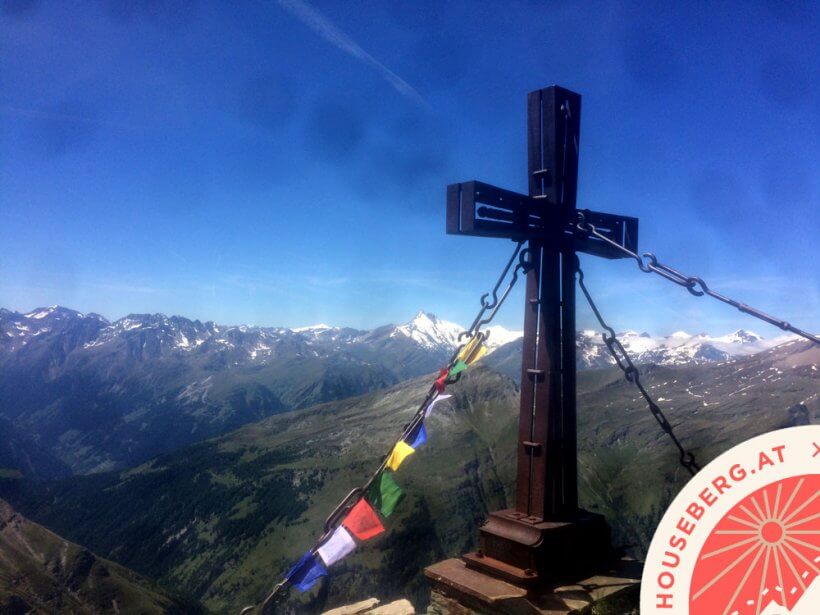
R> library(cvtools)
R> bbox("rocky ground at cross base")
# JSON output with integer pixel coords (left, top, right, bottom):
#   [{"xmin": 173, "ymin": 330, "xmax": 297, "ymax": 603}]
[
  {"xmin": 323, "ymin": 597, "xmax": 415, "ymax": 614},
  {"xmin": 427, "ymin": 592, "xmax": 639, "ymax": 615},
  {"xmin": 326, "ymin": 592, "xmax": 638, "ymax": 615}
]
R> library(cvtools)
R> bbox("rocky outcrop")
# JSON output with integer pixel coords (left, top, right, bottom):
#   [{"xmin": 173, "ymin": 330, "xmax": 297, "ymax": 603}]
[{"xmin": 323, "ymin": 597, "xmax": 416, "ymax": 614}]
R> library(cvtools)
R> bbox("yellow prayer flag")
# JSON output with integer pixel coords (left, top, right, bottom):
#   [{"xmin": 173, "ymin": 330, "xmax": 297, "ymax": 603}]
[
  {"xmin": 386, "ymin": 441, "xmax": 415, "ymax": 471},
  {"xmin": 455, "ymin": 335, "xmax": 482, "ymax": 363},
  {"xmin": 456, "ymin": 334, "xmax": 489, "ymax": 366},
  {"xmin": 466, "ymin": 343, "xmax": 488, "ymax": 365}
]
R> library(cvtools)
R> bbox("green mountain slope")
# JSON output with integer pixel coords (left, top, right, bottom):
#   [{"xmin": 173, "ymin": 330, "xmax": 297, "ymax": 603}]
[
  {"xmin": 0, "ymin": 498, "xmax": 201, "ymax": 614},
  {"xmin": 2, "ymin": 369, "xmax": 519, "ymax": 613},
  {"xmin": 2, "ymin": 340, "xmax": 816, "ymax": 613},
  {"xmin": 0, "ymin": 416, "xmax": 71, "ymax": 480},
  {"xmin": 576, "ymin": 339, "xmax": 818, "ymax": 552}
]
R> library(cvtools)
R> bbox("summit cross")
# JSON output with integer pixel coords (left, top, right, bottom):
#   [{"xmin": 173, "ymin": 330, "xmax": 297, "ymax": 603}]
[{"xmin": 445, "ymin": 85, "xmax": 639, "ymax": 583}]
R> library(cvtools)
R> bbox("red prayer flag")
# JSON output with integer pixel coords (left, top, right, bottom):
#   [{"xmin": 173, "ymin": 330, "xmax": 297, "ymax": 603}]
[
  {"xmin": 342, "ymin": 498, "xmax": 385, "ymax": 541},
  {"xmin": 434, "ymin": 368, "xmax": 448, "ymax": 393}
]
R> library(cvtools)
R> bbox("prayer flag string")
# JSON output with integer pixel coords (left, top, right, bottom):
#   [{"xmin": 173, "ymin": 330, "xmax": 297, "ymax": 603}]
[
  {"xmin": 240, "ymin": 328, "xmax": 500, "ymax": 612},
  {"xmin": 272, "ymin": 332, "xmax": 489, "ymax": 595},
  {"xmin": 236, "ymin": 241, "xmax": 532, "ymax": 614}
]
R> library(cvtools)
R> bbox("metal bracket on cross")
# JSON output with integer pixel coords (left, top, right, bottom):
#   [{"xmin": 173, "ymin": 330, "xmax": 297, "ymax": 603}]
[{"xmin": 446, "ymin": 180, "xmax": 639, "ymax": 259}]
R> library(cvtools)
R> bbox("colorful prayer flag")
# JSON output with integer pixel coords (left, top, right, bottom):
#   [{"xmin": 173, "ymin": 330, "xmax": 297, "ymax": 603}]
[
  {"xmin": 385, "ymin": 440, "xmax": 415, "ymax": 471},
  {"xmin": 434, "ymin": 367, "xmax": 448, "ymax": 392},
  {"xmin": 316, "ymin": 525, "xmax": 356, "ymax": 567},
  {"xmin": 465, "ymin": 343, "xmax": 488, "ymax": 365},
  {"xmin": 405, "ymin": 422, "xmax": 427, "ymax": 449},
  {"xmin": 424, "ymin": 394, "xmax": 452, "ymax": 418},
  {"xmin": 367, "ymin": 471, "xmax": 405, "ymax": 518},
  {"xmin": 456, "ymin": 334, "xmax": 482, "ymax": 362},
  {"xmin": 285, "ymin": 552, "xmax": 327, "ymax": 592},
  {"xmin": 342, "ymin": 498, "xmax": 385, "ymax": 541},
  {"xmin": 448, "ymin": 359, "xmax": 468, "ymax": 379},
  {"xmin": 455, "ymin": 333, "xmax": 488, "ymax": 366}
]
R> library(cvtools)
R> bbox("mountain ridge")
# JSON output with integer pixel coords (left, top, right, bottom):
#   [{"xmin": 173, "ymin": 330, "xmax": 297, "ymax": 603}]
[
  {"xmin": 0, "ymin": 305, "xmax": 808, "ymax": 478},
  {"xmin": 2, "ymin": 304, "xmax": 799, "ymax": 367}
]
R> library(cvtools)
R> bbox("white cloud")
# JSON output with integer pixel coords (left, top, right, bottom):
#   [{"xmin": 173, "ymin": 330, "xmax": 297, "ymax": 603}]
[{"xmin": 276, "ymin": 0, "xmax": 427, "ymax": 108}]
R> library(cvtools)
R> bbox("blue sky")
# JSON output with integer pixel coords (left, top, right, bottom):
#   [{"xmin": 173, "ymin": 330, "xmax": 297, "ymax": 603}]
[{"xmin": 1, "ymin": 0, "xmax": 817, "ymax": 336}]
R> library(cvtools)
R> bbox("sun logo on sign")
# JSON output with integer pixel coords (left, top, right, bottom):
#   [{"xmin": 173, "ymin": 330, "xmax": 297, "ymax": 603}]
[{"xmin": 689, "ymin": 474, "xmax": 820, "ymax": 615}]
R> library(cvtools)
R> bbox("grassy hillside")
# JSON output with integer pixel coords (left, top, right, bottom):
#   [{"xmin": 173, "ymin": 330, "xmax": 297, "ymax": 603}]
[
  {"xmin": 0, "ymin": 498, "xmax": 201, "ymax": 614},
  {"xmin": 1, "ymin": 369, "xmax": 519, "ymax": 613}
]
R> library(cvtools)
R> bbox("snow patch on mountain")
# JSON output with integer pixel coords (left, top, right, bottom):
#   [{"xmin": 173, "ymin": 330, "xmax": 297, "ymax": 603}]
[
  {"xmin": 389, "ymin": 311, "xmax": 522, "ymax": 354},
  {"xmin": 576, "ymin": 329, "xmax": 797, "ymax": 368},
  {"xmin": 293, "ymin": 323, "xmax": 332, "ymax": 333},
  {"xmin": 393, "ymin": 311, "xmax": 463, "ymax": 350},
  {"xmin": 482, "ymin": 325, "xmax": 524, "ymax": 350}
]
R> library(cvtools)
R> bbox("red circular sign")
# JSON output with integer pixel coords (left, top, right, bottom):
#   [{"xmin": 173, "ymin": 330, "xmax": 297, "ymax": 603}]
[
  {"xmin": 689, "ymin": 474, "xmax": 819, "ymax": 614},
  {"xmin": 641, "ymin": 426, "xmax": 820, "ymax": 614}
]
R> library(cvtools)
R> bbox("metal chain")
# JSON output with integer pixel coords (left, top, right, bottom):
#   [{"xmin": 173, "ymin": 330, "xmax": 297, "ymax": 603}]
[
  {"xmin": 575, "ymin": 257, "xmax": 700, "ymax": 476},
  {"xmin": 461, "ymin": 241, "xmax": 532, "ymax": 340},
  {"xmin": 575, "ymin": 212, "xmax": 820, "ymax": 345},
  {"xmin": 238, "ymin": 579, "xmax": 288, "ymax": 615},
  {"xmin": 238, "ymin": 240, "xmax": 531, "ymax": 614}
]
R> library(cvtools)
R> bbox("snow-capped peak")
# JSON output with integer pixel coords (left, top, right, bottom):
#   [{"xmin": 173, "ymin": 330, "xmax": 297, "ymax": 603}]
[
  {"xmin": 713, "ymin": 329, "xmax": 763, "ymax": 344},
  {"xmin": 393, "ymin": 312, "xmax": 522, "ymax": 354},
  {"xmin": 408, "ymin": 311, "xmax": 441, "ymax": 328},
  {"xmin": 24, "ymin": 305, "xmax": 76, "ymax": 319},
  {"xmin": 293, "ymin": 323, "xmax": 332, "ymax": 333},
  {"xmin": 576, "ymin": 327, "xmax": 794, "ymax": 369},
  {"xmin": 394, "ymin": 311, "xmax": 463, "ymax": 350},
  {"xmin": 482, "ymin": 325, "xmax": 523, "ymax": 350}
]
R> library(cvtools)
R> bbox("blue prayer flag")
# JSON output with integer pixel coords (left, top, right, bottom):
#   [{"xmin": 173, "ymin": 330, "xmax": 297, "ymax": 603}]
[
  {"xmin": 285, "ymin": 552, "xmax": 327, "ymax": 592},
  {"xmin": 405, "ymin": 422, "xmax": 427, "ymax": 449}
]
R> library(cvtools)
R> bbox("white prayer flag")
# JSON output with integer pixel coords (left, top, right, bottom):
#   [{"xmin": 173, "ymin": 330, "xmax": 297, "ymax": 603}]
[
  {"xmin": 317, "ymin": 525, "xmax": 356, "ymax": 567},
  {"xmin": 424, "ymin": 394, "xmax": 452, "ymax": 418}
]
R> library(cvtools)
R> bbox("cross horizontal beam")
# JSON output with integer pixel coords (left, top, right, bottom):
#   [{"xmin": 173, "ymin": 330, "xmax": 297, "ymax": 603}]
[{"xmin": 446, "ymin": 180, "xmax": 639, "ymax": 259}]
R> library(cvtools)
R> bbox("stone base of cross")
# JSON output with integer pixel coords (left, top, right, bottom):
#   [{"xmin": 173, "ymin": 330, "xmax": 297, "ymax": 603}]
[{"xmin": 426, "ymin": 85, "xmax": 640, "ymax": 601}]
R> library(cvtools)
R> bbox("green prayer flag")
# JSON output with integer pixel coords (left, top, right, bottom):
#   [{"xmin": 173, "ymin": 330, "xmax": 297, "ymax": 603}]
[
  {"xmin": 368, "ymin": 471, "xmax": 405, "ymax": 518},
  {"xmin": 448, "ymin": 359, "xmax": 468, "ymax": 378}
]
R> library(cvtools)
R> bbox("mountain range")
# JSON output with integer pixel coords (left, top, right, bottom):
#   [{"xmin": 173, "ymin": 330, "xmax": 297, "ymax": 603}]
[
  {"xmin": 0, "ymin": 306, "xmax": 802, "ymax": 479},
  {"xmin": 0, "ymin": 307, "xmax": 468, "ymax": 476},
  {"xmin": 2, "ymin": 338, "xmax": 815, "ymax": 612}
]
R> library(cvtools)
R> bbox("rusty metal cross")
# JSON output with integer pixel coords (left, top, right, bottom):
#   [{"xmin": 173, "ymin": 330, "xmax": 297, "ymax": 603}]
[{"xmin": 445, "ymin": 85, "xmax": 638, "ymax": 583}]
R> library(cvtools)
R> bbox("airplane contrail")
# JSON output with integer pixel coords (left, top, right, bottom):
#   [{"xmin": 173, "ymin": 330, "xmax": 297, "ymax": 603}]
[{"xmin": 276, "ymin": 0, "xmax": 428, "ymax": 108}]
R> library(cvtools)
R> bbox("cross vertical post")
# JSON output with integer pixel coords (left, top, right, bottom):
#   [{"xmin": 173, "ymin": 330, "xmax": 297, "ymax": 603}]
[
  {"xmin": 438, "ymin": 84, "xmax": 638, "ymax": 585},
  {"xmin": 516, "ymin": 86, "xmax": 580, "ymax": 520}
]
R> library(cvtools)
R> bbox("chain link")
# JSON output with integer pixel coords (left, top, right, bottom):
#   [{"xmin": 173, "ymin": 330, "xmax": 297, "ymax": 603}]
[
  {"xmin": 238, "ymin": 578, "xmax": 289, "ymax": 615},
  {"xmin": 575, "ymin": 257, "xmax": 700, "ymax": 476},
  {"xmin": 461, "ymin": 242, "xmax": 532, "ymax": 340},
  {"xmin": 575, "ymin": 212, "xmax": 820, "ymax": 345}
]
